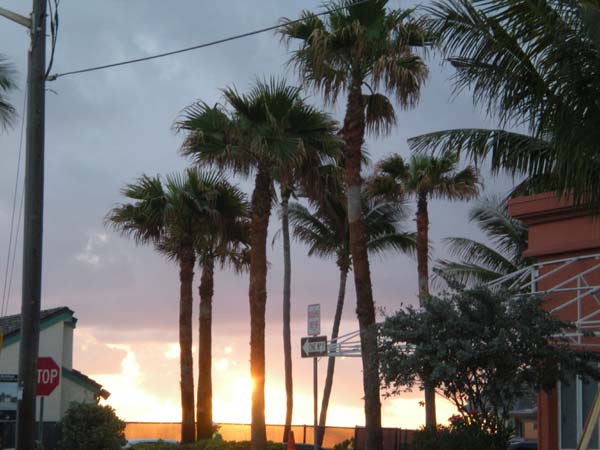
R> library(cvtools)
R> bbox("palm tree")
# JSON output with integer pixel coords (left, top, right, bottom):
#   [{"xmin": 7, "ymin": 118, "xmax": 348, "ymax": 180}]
[
  {"xmin": 175, "ymin": 79, "xmax": 338, "ymax": 450},
  {"xmin": 434, "ymin": 196, "xmax": 528, "ymax": 287},
  {"xmin": 409, "ymin": 0, "xmax": 600, "ymax": 207},
  {"xmin": 0, "ymin": 55, "xmax": 17, "ymax": 130},
  {"xmin": 289, "ymin": 188, "xmax": 416, "ymax": 446},
  {"xmin": 278, "ymin": 149, "xmax": 341, "ymax": 442},
  {"xmin": 195, "ymin": 181, "xmax": 249, "ymax": 440},
  {"xmin": 373, "ymin": 151, "xmax": 480, "ymax": 426},
  {"xmin": 107, "ymin": 169, "xmax": 239, "ymax": 443},
  {"xmin": 280, "ymin": 3, "xmax": 430, "ymax": 446}
]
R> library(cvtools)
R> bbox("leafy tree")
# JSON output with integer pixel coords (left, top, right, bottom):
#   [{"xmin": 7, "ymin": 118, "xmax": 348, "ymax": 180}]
[
  {"xmin": 175, "ymin": 79, "xmax": 338, "ymax": 450},
  {"xmin": 379, "ymin": 286, "xmax": 600, "ymax": 442},
  {"xmin": 0, "ymin": 55, "xmax": 16, "ymax": 130},
  {"xmin": 280, "ymin": 2, "xmax": 430, "ymax": 446},
  {"xmin": 107, "ymin": 169, "xmax": 241, "ymax": 443},
  {"xmin": 289, "ymin": 187, "xmax": 416, "ymax": 446},
  {"xmin": 409, "ymin": 0, "xmax": 600, "ymax": 207},
  {"xmin": 61, "ymin": 402, "xmax": 126, "ymax": 450},
  {"xmin": 373, "ymin": 151, "xmax": 480, "ymax": 425},
  {"xmin": 434, "ymin": 196, "xmax": 528, "ymax": 287}
]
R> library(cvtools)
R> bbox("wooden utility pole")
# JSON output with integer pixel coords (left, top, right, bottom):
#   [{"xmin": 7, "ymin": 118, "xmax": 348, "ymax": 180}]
[{"xmin": 15, "ymin": 1, "xmax": 46, "ymax": 449}]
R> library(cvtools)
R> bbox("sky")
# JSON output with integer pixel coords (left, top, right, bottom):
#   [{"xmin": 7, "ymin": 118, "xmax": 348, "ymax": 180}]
[{"xmin": 0, "ymin": 0, "xmax": 520, "ymax": 429}]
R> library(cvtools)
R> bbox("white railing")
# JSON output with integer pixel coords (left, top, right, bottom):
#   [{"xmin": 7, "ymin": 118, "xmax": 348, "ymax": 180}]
[{"xmin": 489, "ymin": 252, "xmax": 600, "ymax": 346}]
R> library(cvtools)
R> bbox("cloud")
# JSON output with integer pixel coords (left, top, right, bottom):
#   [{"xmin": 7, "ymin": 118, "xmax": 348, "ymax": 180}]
[{"xmin": 75, "ymin": 232, "xmax": 109, "ymax": 267}]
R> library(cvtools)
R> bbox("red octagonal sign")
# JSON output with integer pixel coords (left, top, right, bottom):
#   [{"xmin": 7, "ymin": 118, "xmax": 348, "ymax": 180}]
[{"xmin": 36, "ymin": 357, "xmax": 60, "ymax": 396}]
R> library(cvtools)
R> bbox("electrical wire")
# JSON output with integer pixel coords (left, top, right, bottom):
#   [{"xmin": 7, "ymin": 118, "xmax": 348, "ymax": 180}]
[
  {"xmin": 45, "ymin": 0, "xmax": 60, "ymax": 79},
  {"xmin": 47, "ymin": 0, "xmax": 369, "ymax": 81},
  {"xmin": 4, "ymin": 188, "xmax": 24, "ymax": 318},
  {"xmin": 1, "ymin": 91, "xmax": 27, "ymax": 318}
]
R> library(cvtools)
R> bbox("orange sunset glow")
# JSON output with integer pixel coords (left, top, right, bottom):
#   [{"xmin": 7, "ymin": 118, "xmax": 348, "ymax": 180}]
[{"xmin": 74, "ymin": 325, "xmax": 456, "ymax": 428}]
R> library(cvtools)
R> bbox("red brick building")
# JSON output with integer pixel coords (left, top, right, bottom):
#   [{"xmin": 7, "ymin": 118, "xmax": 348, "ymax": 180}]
[{"xmin": 507, "ymin": 193, "xmax": 600, "ymax": 450}]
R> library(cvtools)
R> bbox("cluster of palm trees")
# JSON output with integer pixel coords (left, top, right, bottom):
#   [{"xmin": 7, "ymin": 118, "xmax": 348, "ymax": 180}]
[
  {"xmin": 0, "ymin": 0, "xmax": 597, "ymax": 449},
  {"xmin": 108, "ymin": 0, "xmax": 600, "ymax": 449}
]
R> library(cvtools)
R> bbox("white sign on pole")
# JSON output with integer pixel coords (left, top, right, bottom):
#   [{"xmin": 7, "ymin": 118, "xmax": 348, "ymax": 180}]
[{"xmin": 307, "ymin": 303, "xmax": 320, "ymax": 336}]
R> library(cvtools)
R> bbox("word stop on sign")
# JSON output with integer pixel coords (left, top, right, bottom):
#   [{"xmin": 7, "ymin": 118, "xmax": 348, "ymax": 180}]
[{"xmin": 38, "ymin": 368, "xmax": 59, "ymax": 385}]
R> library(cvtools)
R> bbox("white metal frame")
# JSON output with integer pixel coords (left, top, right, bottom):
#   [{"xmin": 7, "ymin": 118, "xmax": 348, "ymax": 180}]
[
  {"xmin": 558, "ymin": 376, "xmax": 600, "ymax": 450},
  {"xmin": 489, "ymin": 253, "xmax": 600, "ymax": 347},
  {"xmin": 327, "ymin": 329, "xmax": 363, "ymax": 357}
]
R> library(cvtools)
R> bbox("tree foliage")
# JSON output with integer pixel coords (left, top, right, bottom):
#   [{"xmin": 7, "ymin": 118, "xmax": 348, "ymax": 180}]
[
  {"xmin": 380, "ymin": 287, "xmax": 600, "ymax": 436},
  {"xmin": 0, "ymin": 55, "xmax": 16, "ymax": 130},
  {"xmin": 434, "ymin": 196, "xmax": 528, "ymax": 287},
  {"xmin": 61, "ymin": 402, "xmax": 126, "ymax": 450},
  {"xmin": 409, "ymin": 0, "xmax": 600, "ymax": 206}
]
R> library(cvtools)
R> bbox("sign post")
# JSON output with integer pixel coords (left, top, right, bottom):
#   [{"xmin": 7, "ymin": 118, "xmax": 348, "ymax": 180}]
[
  {"xmin": 36, "ymin": 357, "xmax": 60, "ymax": 443},
  {"xmin": 305, "ymin": 304, "xmax": 321, "ymax": 450}
]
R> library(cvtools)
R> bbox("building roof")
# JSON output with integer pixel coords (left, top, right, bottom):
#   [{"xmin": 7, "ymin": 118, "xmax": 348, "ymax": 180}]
[
  {"xmin": 62, "ymin": 367, "xmax": 111, "ymax": 400},
  {"xmin": 0, "ymin": 306, "xmax": 75, "ymax": 340},
  {"xmin": 0, "ymin": 307, "xmax": 110, "ymax": 399}
]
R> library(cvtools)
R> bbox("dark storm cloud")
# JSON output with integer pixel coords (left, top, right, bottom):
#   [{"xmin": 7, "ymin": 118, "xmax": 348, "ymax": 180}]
[{"xmin": 1, "ymin": 0, "xmax": 517, "ymax": 340}]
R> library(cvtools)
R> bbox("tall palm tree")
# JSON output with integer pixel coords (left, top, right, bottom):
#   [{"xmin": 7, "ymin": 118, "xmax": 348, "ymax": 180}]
[
  {"xmin": 0, "ymin": 55, "xmax": 17, "ymax": 130},
  {"xmin": 107, "ymin": 169, "xmax": 238, "ymax": 443},
  {"xmin": 409, "ymin": 0, "xmax": 600, "ymax": 208},
  {"xmin": 289, "ymin": 188, "xmax": 416, "ymax": 447},
  {"xmin": 434, "ymin": 196, "xmax": 528, "ymax": 287},
  {"xmin": 280, "ymin": 3, "xmax": 430, "ymax": 447},
  {"xmin": 175, "ymin": 79, "xmax": 338, "ymax": 450},
  {"xmin": 195, "ymin": 182, "xmax": 249, "ymax": 440},
  {"xmin": 373, "ymin": 151, "xmax": 480, "ymax": 426},
  {"xmin": 277, "ymin": 149, "xmax": 341, "ymax": 442}
]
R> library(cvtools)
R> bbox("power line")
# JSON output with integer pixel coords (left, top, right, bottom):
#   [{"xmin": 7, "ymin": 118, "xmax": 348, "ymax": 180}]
[
  {"xmin": 1, "ymin": 90, "xmax": 27, "ymax": 317},
  {"xmin": 47, "ymin": 0, "xmax": 369, "ymax": 81}
]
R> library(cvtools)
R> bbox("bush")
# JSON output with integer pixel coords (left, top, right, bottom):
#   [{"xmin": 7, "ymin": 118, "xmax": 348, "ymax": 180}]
[
  {"xmin": 412, "ymin": 415, "xmax": 509, "ymax": 450},
  {"xmin": 60, "ymin": 402, "xmax": 126, "ymax": 450},
  {"xmin": 333, "ymin": 438, "xmax": 354, "ymax": 450}
]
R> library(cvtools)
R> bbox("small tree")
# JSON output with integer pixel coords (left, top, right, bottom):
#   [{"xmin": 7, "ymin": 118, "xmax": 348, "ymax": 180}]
[
  {"xmin": 379, "ymin": 286, "xmax": 600, "ymax": 444},
  {"xmin": 61, "ymin": 402, "xmax": 126, "ymax": 450}
]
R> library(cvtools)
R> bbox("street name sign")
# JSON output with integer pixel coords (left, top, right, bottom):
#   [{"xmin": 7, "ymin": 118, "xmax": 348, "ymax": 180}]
[
  {"xmin": 301, "ymin": 335, "xmax": 328, "ymax": 358},
  {"xmin": 36, "ymin": 357, "xmax": 60, "ymax": 396},
  {"xmin": 307, "ymin": 303, "xmax": 320, "ymax": 336}
]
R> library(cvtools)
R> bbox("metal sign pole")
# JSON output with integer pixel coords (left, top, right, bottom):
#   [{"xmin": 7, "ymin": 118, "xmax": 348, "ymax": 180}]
[
  {"xmin": 313, "ymin": 357, "xmax": 318, "ymax": 450},
  {"xmin": 38, "ymin": 397, "xmax": 44, "ymax": 443}
]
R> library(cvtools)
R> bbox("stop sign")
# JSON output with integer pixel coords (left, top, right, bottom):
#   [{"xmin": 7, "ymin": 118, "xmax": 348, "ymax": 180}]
[{"xmin": 36, "ymin": 357, "xmax": 60, "ymax": 396}]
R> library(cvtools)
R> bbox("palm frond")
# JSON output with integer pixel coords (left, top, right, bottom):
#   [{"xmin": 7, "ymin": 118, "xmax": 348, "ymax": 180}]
[
  {"xmin": 0, "ymin": 55, "xmax": 16, "ymax": 130},
  {"xmin": 419, "ymin": 0, "xmax": 600, "ymax": 208},
  {"xmin": 433, "ymin": 261, "xmax": 507, "ymax": 287},
  {"xmin": 408, "ymin": 128, "xmax": 554, "ymax": 177}
]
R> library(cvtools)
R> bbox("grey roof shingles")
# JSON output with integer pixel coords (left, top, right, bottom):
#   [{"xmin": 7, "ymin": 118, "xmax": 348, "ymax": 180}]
[{"xmin": 0, "ymin": 306, "xmax": 73, "ymax": 338}]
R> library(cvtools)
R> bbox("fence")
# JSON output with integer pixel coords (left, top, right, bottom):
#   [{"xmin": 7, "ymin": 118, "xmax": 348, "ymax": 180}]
[{"xmin": 125, "ymin": 423, "xmax": 415, "ymax": 450}]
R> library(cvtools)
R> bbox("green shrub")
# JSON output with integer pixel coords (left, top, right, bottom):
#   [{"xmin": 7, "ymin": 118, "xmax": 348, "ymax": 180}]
[
  {"xmin": 412, "ymin": 415, "xmax": 510, "ymax": 450},
  {"xmin": 198, "ymin": 441, "xmax": 284, "ymax": 450},
  {"xmin": 129, "ymin": 443, "xmax": 180, "ymax": 450},
  {"xmin": 333, "ymin": 438, "xmax": 354, "ymax": 450},
  {"xmin": 60, "ymin": 402, "xmax": 126, "ymax": 450}
]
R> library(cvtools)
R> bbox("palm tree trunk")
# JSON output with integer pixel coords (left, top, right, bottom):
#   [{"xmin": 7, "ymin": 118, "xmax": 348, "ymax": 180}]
[
  {"xmin": 281, "ymin": 188, "xmax": 294, "ymax": 443},
  {"xmin": 179, "ymin": 247, "xmax": 196, "ymax": 443},
  {"xmin": 416, "ymin": 192, "xmax": 436, "ymax": 427},
  {"xmin": 249, "ymin": 169, "xmax": 272, "ymax": 450},
  {"xmin": 197, "ymin": 257, "xmax": 214, "ymax": 440},
  {"xmin": 343, "ymin": 80, "xmax": 383, "ymax": 450},
  {"xmin": 317, "ymin": 262, "xmax": 349, "ymax": 447}
]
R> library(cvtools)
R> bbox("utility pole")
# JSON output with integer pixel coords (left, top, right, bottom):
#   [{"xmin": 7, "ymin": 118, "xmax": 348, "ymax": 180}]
[{"xmin": 0, "ymin": 1, "xmax": 47, "ymax": 449}]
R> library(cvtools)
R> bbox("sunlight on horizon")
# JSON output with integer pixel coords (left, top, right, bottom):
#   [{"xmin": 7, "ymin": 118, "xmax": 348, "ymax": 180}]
[{"xmin": 86, "ymin": 339, "xmax": 456, "ymax": 428}]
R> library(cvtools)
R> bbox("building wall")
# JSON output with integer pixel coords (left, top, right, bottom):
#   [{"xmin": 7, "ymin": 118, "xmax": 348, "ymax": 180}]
[
  {"xmin": 0, "ymin": 312, "xmax": 97, "ymax": 422},
  {"xmin": 0, "ymin": 319, "xmax": 69, "ymax": 422},
  {"xmin": 508, "ymin": 193, "xmax": 600, "ymax": 450}
]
